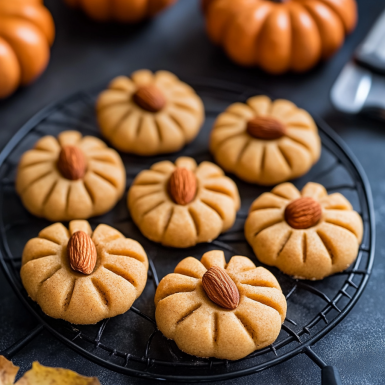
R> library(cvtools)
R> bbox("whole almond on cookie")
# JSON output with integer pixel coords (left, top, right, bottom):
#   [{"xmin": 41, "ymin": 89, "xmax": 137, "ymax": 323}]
[
  {"xmin": 202, "ymin": 266, "xmax": 240, "ymax": 310},
  {"xmin": 57, "ymin": 145, "xmax": 87, "ymax": 180},
  {"xmin": 168, "ymin": 167, "xmax": 197, "ymax": 205},
  {"xmin": 68, "ymin": 231, "xmax": 97, "ymax": 275},
  {"xmin": 247, "ymin": 116, "xmax": 287, "ymax": 140},
  {"xmin": 285, "ymin": 197, "xmax": 322, "ymax": 229},
  {"xmin": 133, "ymin": 85, "xmax": 166, "ymax": 112}
]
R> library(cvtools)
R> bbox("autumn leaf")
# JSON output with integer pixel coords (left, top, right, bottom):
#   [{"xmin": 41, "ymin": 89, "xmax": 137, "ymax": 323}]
[
  {"xmin": 0, "ymin": 356, "xmax": 18, "ymax": 385},
  {"xmin": 0, "ymin": 356, "xmax": 101, "ymax": 385}
]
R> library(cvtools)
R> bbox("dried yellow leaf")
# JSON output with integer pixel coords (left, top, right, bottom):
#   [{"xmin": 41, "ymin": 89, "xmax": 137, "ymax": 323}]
[
  {"xmin": 0, "ymin": 356, "xmax": 101, "ymax": 385},
  {"xmin": 0, "ymin": 356, "xmax": 19, "ymax": 385}
]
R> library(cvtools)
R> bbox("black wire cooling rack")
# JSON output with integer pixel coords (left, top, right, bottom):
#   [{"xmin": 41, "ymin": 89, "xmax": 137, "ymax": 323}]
[{"xmin": 0, "ymin": 77, "xmax": 375, "ymax": 384}]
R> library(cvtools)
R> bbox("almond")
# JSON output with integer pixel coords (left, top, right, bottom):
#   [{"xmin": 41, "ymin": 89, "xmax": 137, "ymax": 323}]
[
  {"xmin": 57, "ymin": 145, "xmax": 87, "ymax": 180},
  {"xmin": 285, "ymin": 197, "xmax": 322, "ymax": 229},
  {"xmin": 168, "ymin": 167, "xmax": 197, "ymax": 205},
  {"xmin": 67, "ymin": 231, "xmax": 97, "ymax": 275},
  {"xmin": 247, "ymin": 116, "xmax": 287, "ymax": 140},
  {"xmin": 133, "ymin": 85, "xmax": 166, "ymax": 112},
  {"xmin": 202, "ymin": 266, "xmax": 240, "ymax": 310}
]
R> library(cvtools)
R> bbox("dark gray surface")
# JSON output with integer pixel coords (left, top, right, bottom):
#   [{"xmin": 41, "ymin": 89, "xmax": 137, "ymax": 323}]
[{"xmin": 0, "ymin": 0, "xmax": 384, "ymax": 384}]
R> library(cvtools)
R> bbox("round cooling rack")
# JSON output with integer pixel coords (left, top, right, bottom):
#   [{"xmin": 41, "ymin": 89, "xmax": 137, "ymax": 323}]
[{"xmin": 0, "ymin": 77, "xmax": 375, "ymax": 384}]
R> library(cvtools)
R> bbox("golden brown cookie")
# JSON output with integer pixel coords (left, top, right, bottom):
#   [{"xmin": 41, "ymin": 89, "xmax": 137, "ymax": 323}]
[
  {"xmin": 245, "ymin": 182, "xmax": 363, "ymax": 280},
  {"xmin": 210, "ymin": 96, "xmax": 321, "ymax": 185},
  {"xmin": 155, "ymin": 250, "xmax": 286, "ymax": 360},
  {"xmin": 16, "ymin": 131, "xmax": 126, "ymax": 221},
  {"xmin": 21, "ymin": 220, "xmax": 148, "ymax": 324},
  {"xmin": 97, "ymin": 70, "xmax": 204, "ymax": 155},
  {"xmin": 128, "ymin": 157, "xmax": 240, "ymax": 248}
]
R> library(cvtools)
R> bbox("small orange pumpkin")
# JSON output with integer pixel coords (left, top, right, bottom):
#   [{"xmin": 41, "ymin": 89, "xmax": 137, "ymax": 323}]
[
  {"xmin": 0, "ymin": 0, "xmax": 55, "ymax": 99},
  {"xmin": 202, "ymin": 0, "xmax": 357, "ymax": 73},
  {"xmin": 64, "ymin": 0, "xmax": 177, "ymax": 23}
]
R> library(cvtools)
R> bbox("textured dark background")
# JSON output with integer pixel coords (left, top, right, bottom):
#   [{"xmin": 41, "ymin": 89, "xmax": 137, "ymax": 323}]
[{"xmin": 0, "ymin": 0, "xmax": 384, "ymax": 384}]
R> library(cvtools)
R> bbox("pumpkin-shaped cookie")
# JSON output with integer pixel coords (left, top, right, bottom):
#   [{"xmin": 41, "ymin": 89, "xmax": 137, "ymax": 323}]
[
  {"xmin": 21, "ymin": 220, "xmax": 149, "ymax": 324},
  {"xmin": 155, "ymin": 250, "xmax": 287, "ymax": 360},
  {"xmin": 245, "ymin": 182, "xmax": 363, "ymax": 280},
  {"xmin": 128, "ymin": 157, "xmax": 240, "ymax": 248},
  {"xmin": 16, "ymin": 131, "xmax": 126, "ymax": 221},
  {"xmin": 97, "ymin": 70, "xmax": 204, "ymax": 156},
  {"xmin": 210, "ymin": 96, "xmax": 321, "ymax": 185},
  {"xmin": 0, "ymin": 0, "xmax": 55, "ymax": 98},
  {"xmin": 202, "ymin": 0, "xmax": 357, "ymax": 73},
  {"xmin": 64, "ymin": 0, "xmax": 177, "ymax": 23}
]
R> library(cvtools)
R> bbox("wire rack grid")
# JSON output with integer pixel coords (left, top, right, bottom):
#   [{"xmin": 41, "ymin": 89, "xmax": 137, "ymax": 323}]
[{"xmin": 0, "ymin": 77, "xmax": 375, "ymax": 383}]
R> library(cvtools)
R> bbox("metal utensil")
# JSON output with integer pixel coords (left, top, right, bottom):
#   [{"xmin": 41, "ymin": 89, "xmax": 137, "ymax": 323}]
[{"xmin": 331, "ymin": 9, "xmax": 385, "ymax": 119}]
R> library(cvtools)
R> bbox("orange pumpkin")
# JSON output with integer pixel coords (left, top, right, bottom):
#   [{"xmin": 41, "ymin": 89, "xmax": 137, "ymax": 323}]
[
  {"xmin": 0, "ymin": 0, "xmax": 55, "ymax": 99},
  {"xmin": 64, "ymin": 0, "xmax": 177, "ymax": 23},
  {"xmin": 202, "ymin": 0, "xmax": 357, "ymax": 73}
]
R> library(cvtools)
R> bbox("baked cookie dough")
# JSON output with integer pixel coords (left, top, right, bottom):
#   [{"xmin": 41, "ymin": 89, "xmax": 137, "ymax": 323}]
[
  {"xmin": 155, "ymin": 250, "xmax": 286, "ymax": 360},
  {"xmin": 210, "ymin": 96, "xmax": 321, "ymax": 185},
  {"xmin": 16, "ymin": 131, "xmax": 126, "ymax": 221},
  {"xmin": 97, "ymin": 70, "xmax": 204, "ymax": 155},
  {"xmin": 245, "ymin": 182, "xmax": 363, "ymax": 280},
  {"xmin": 128, "ymin": 157, "xmax": 240, "ymax": 248},
  {"xmin": 21, "ymin": 220, "xmax": 148, "ymax": 324}
]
